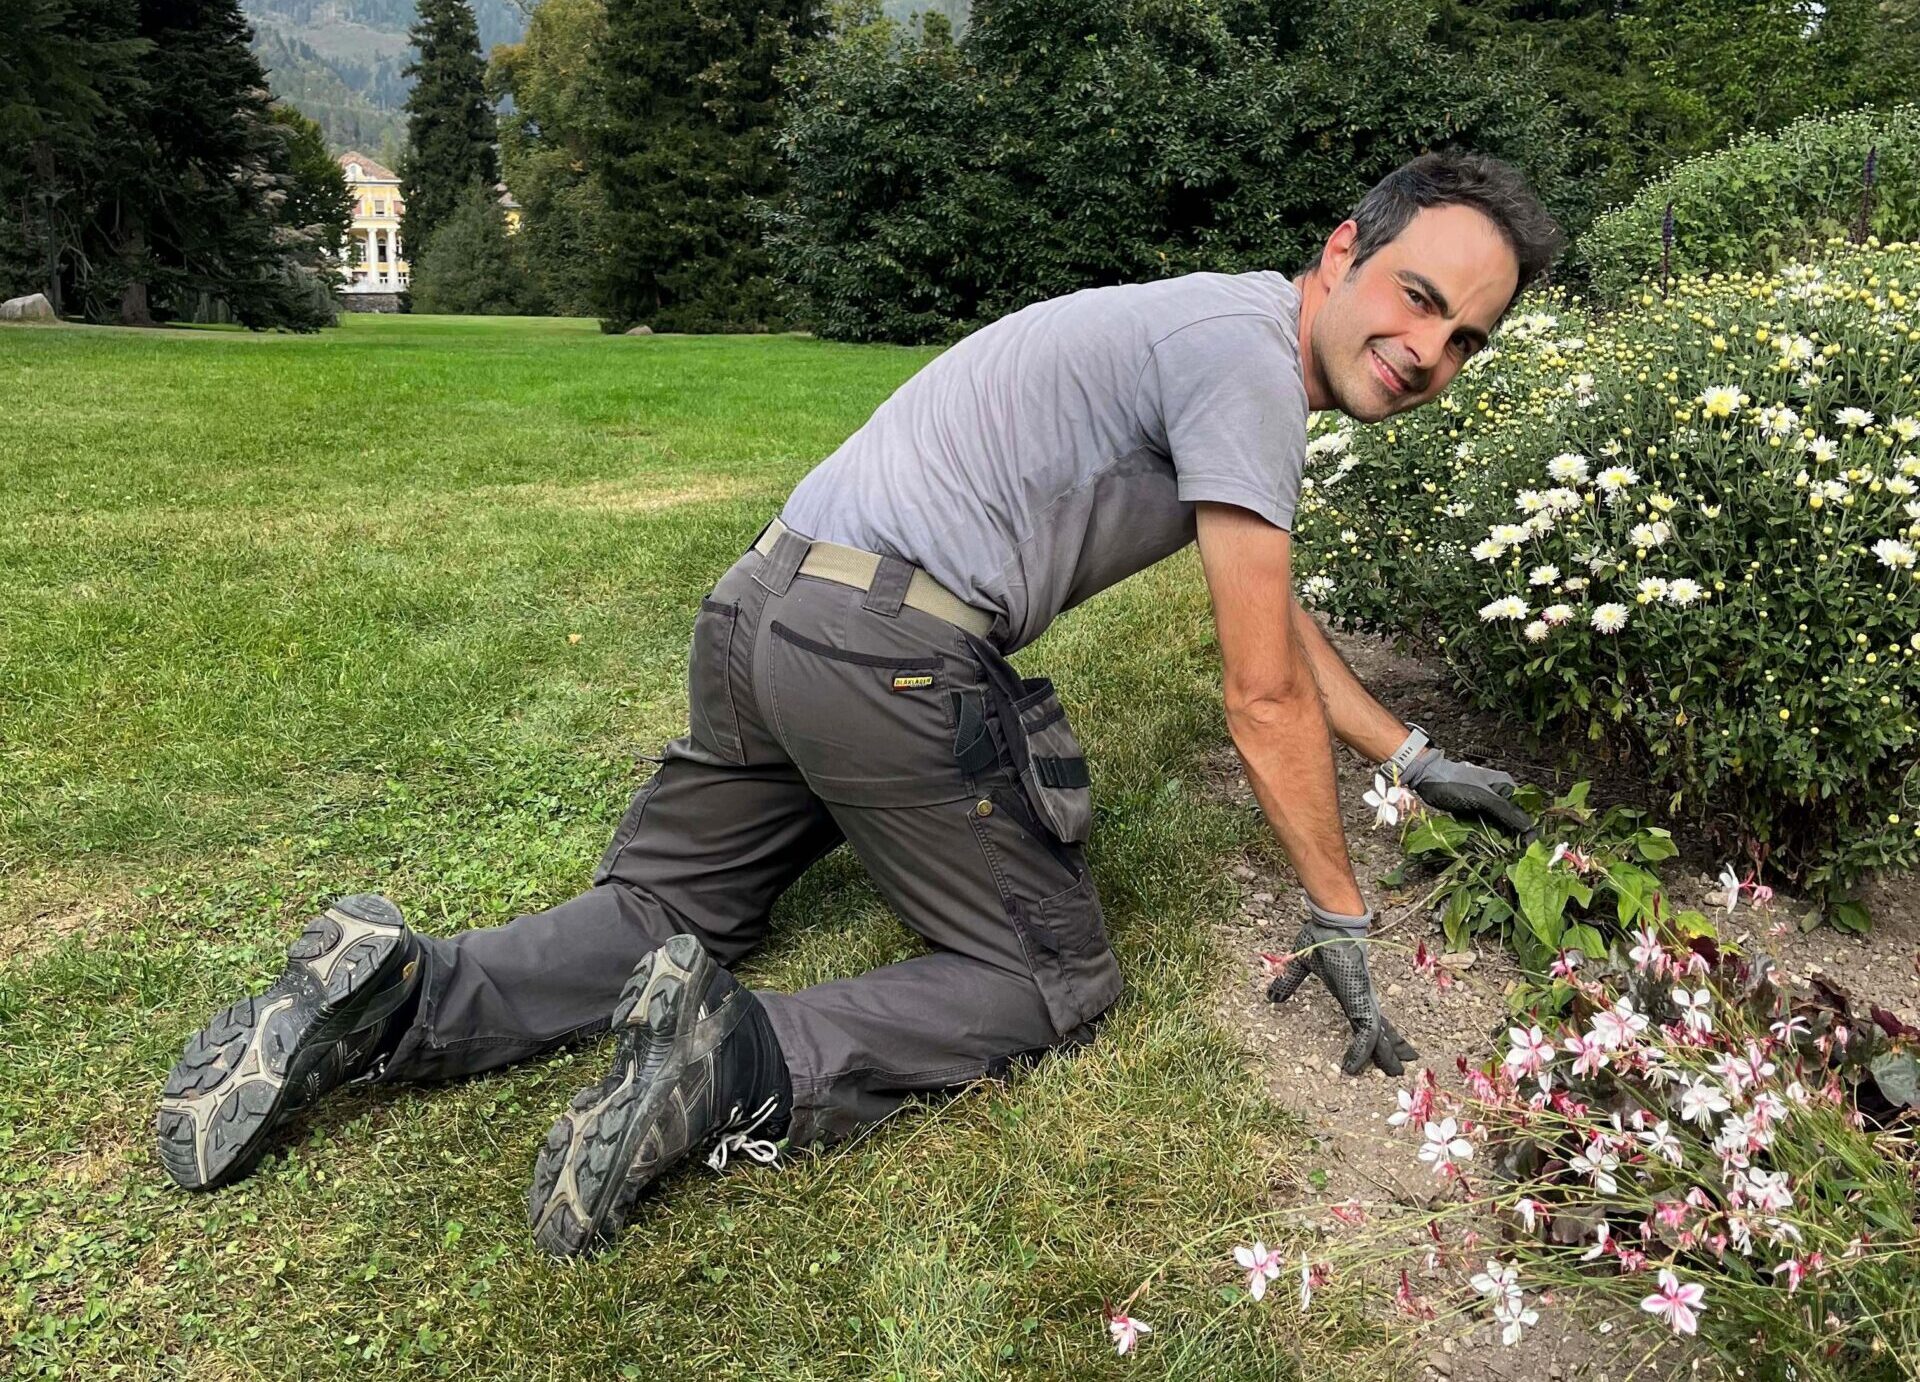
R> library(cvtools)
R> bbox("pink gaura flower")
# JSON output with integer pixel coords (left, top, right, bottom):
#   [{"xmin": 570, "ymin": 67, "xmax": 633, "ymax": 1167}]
[
  {"xmin": 1549, "ymin": 948, "xmax": 1584, "ymax": 979},
  {"xmin": 1387, "ymin": 1070, "xmax": 1438, "ymax": 1129},
  {"xmin": 1641, "ymin": 1269, "xmax": 1706, "ymax": 1335},
  {"xmin": 1413, "ymin": 939, "xmax": 1456, "ymax": 991},
  {"xmin": 1628, "ymin": 924, "xmax": 1665, "ymax": 974},
  {"xmin": 1564, "ymin": 1032, "xmax": 1610, "ymax": 1078},
  {"xmin": 1772, "ymin": 1257, "xmax": 1808, "ymax": 1294},
  {"xmin": 1549, "ymin": 841, "xmax": 1595, "ymax": 873},
  {"xmin": 1513, "ymin": 1196, "xmax": 1543, "ymax": 1233},
  {"xmin": 1104, "ymin": 1306, "xmax": 1152, "ymax": 1356},
  {"xmin": 1616, "ymin": 1246, "xmax": 1649, "ymax": 1274},
  {"xmin": 1395, "ymin": 1269, "xmax": 1436, "ymax": 1321},
  {"xmin": 1653, "ymin": 1198, "xmax": 1690, "ymax": 1230},
  {"xmin": 1329, "ymin": 1199, "xmax": 1367, "ymax": 1227},
  {"xmin": 1233, "ymin": 1241, "xmax": 1282, "ymax": 1301},
  {"xmin": 1258, "ymin": 951, "xmax": 1294, "ymax": 978}
]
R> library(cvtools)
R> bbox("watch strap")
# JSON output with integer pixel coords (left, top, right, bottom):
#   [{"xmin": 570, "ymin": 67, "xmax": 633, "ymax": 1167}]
[{"xmin": 1381, "ymin": 725, "xmax": 1430, "ymax": 781}]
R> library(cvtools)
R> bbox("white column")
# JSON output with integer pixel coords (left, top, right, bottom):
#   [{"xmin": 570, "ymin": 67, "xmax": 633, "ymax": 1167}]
[{"xmin": 364, "ymin": 228, "xmax": 377, "ymax": 286}]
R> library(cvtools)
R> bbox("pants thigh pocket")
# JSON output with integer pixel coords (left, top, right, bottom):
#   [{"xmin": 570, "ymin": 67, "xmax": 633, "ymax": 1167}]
[
  {"xmin": 689, "ymin": 598, "xmax": 745, "ymax": 764},
  {"xmin": 971, "ymin": 806, "xmax": 1122, "ymax": 1037},
  {"xmin": 1012, "ymin": 679, "xmax": 1093, "ymax": 845}
]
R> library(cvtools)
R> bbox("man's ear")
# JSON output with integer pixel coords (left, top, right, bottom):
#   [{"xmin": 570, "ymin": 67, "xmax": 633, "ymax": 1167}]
[{"xmin": 1317, "ymin": 219, "xmax": 1361, "ymax": 287}]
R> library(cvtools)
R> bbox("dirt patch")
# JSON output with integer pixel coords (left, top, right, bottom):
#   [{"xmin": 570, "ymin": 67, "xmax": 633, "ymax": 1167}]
[
  {"xmin": 470, "ymin": 474, "xmax": 760, "ymax": 515},
  {"xmin": 0, "ymin": 875, "xmax": 141, "ymax": 971},
  {"xmin": 1210, "ymin": 630, "xmax": 1920, "ymax": 1382}
]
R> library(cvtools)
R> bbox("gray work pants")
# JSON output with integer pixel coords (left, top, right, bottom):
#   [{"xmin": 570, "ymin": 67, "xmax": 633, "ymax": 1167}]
[{"xmin": 378, "ymin": 531, "xmax": 1124, "ymax": 1145}]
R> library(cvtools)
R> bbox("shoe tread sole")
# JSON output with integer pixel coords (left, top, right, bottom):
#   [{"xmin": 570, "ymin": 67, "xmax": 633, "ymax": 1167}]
[
  {"xmin": 528, "ymin": 933, "xmax": 715, "ymax": 1257},
  {"xmin": 155, "ymin": 896, "xmax": 411, "ymax": 1191}
]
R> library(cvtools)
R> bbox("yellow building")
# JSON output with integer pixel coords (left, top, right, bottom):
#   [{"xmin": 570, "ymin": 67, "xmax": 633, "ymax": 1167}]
[{"xmin": 337, "ymin": 151, "xmax": 408, "ymax": 294}]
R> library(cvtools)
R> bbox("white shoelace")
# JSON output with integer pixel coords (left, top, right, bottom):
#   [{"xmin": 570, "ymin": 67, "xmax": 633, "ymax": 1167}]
[{"xmin": 705, "ymin": 1095, "xmax": 784, "ymax": 1172}]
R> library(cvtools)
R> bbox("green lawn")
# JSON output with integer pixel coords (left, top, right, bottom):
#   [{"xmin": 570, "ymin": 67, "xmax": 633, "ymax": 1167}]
[{"xmin": 0, "ymin": 315, "xmax": 1383, "ymax": 1379}]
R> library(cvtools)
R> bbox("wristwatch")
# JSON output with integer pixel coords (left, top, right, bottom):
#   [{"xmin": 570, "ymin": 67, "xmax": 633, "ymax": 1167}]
[{"xmin": 1379, "ymin": 725, "xmax": 1430, "ymax": 781}]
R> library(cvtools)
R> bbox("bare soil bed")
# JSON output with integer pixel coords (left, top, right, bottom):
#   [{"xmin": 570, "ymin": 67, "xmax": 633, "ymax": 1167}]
[{"xmin": 1209, "ymin": 630, "xmax": 1920, "ymax": 1382}]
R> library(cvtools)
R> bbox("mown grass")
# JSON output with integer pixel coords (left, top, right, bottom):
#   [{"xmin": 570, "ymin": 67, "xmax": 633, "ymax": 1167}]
[{"xmin": 1, "ymin": 316, "xmax": 1391, "ymax": 1379}]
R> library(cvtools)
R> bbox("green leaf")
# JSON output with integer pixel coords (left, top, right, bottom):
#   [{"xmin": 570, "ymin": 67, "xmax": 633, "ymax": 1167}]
[
  {"xmin": 1632, "ymin": 828, "xmax": 1678, "ymax": 862},
  {"xmin": 1830, "ymin": 899, "xmax": 1873, "ymax": 934},
  {"xmin": 1406, "ymin": 814, "xmax": 1471, "ymax": 857},
  {"xmin": 1870, "ymin": 1050, "xmax": 1920, "ymax": 1107},
  {"xmin": 1607, "ymin": 862, "xmax": 1662, "ymax": 927},
  {"xmin": 1442, "ymin": 890, "xmax": 1473, "ymax": 951},
  {"xmin": 1673, "ymin": 909, "xmax": 1716, "ymax": 940},
  {"xmin": 1378, "ymin": 864, "xmax": 1408, "ymax": 888},
  {"xmin": 1563, "ymin": 923, "xmax": 1609, "ymax": 960},
  {"xmin": 1552, "ymin": 781, "xmax": 1592, "ymax": 812},
  {"xmin": 1508, "ymin": 845, "xmax": 1570, "ymax": 948}
]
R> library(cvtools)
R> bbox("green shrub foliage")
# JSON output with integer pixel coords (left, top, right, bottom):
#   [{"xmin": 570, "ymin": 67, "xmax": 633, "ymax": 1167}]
[
  {"xmin": 1294, "ymin": 243, "xmax": 1920, "ymax": 899},
  {"xmin": 1576, "ymin": 105, "xmax": 1920, "ymax": 305},
  {"xmin": 767, "ymin": 0, "xmax": 1571, "ymax": 344},
  {"xmin": 409, "ymin": 180, "xmax": 544, "ymax": 315}
]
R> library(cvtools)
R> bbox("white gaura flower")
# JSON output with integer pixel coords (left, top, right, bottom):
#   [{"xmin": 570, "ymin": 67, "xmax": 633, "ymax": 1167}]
[
  {"xmin": 1471, "ymin": 538, "xmax": 1507, "ymax": 562},
  {"xmin": 1591, "ymin": 603, "xmax": 1630, "ymax": 634},
  {"xmin": 1836, "ymin": 406, "xmax": 1876, "ymax": 429},
  {"xmin": 1872, "ymin": 538, "xmax": 1917, "ymax": 570},
  {"xmin": 1636, "ymin": 576, "xmax": 1670, "ymax": 602},
  {"xmin": 1504, "ymin": 1025, "xmax": 1553, "ymax": 1078},
  {"xmin": 1638, "ymin": 1119, "xmax": 1684, "ymax": 1165},
  {"xmin": 1713, "ymin": 863, "xmax": 1741, "ymax": 913},
  {"xmin": 1528, "ymin": 564, "xmax": 1560, "ymax": 586},
  {"xmin": 1679, "ymin": 1077, "xmax": 1731, "ymax": 1128},
  {"xmin": 1470, "ymin": 1259, "xmax": 1522, "ymax": 1313},
  {"xmin": 1523, "ymin": 620, "xmax": 1549, "ymax": 643},
  {"xmin": 1541, "ymin": 603, "xmax": 1574, "ymax": 626},
  {"xmin": 1548, "ymin": 453, "xmax": 1590, "ymax": 483},
  {"xmin": 1698, "ymin": 384, "xmax": 1743, "ymax": 419},
  {"xmin": 1419, "ymin": 1117, "xmax": 1474, "ymax": 1176},
  {"xmin": 1803, "ymin": 435, "xmax": 1838, "ymax": 464},
  {"xmin": 1674, "ymin": 988, "xmax": 1713, "ymax": 1034},
  {"xmin": 1570, "ymin": 1138, "xmax": 1620, "ymax": 1194},
  {"xmin": 1495, "ymin": 1297, "xmax": 1538, "ymax": 1348},
  {"xmin": 1665, "ymin": 578, "xmax": 1704, "ymax": 605},
  {"xmin": 1363, "ymin": 772, "xmax": 1418, "ymax": 828},
  {"xmin": 1107, "ymin": 1309, "xmax": 1152, "ymax": 1355},
  {"xmin": 1479, "ymin": 595, "xmax": 1530, "ymax": 622}
]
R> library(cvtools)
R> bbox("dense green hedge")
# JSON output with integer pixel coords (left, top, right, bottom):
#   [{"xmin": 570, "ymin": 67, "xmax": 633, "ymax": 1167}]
[
  {"xmin": 765, "ymin": 0, "xmax": 1572, "ymax": 344},
  {"xmin": 1575, "ymin": 104, "xmax": 1920, "ymax": 305}
]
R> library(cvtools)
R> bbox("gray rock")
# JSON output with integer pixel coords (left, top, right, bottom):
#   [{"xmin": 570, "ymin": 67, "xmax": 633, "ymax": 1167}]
[
  {"xmin": 0, "ymin": 293, "xmax": 55, "ymax": 322},
  {"xmin": 625, "ymin": 324, "xmax": 653, "ymax": 335}
]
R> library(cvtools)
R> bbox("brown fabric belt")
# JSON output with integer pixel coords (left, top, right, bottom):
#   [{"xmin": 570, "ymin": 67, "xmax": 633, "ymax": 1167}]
[{"xmin": 754, "ymin": 518, "xmax": 996, "ymax": 638}]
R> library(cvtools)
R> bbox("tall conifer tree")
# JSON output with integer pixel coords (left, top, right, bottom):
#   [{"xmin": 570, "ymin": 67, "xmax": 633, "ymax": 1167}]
[
  {"xmin": 591, "ymin": 0, "xmax": 819, "ymax": 333},
  {"xmin": 399, "ymin": 0, "xmax": 499, "ymax": 264}
]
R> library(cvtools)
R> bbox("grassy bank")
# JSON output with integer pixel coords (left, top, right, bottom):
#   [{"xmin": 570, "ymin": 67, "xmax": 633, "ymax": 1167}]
[{"xmin": 0, "ymin": 315, "xmax": 1374, "ymax": 1379}]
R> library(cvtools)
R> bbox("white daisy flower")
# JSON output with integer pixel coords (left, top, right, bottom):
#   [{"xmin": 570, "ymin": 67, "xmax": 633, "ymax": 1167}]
[
  {"xmin": 1836, "ymin": 406, "xmax": 1875, "ymax": 429},
  {"xmin": 1541, "ymin": 603, "xmax": 1574, "ymax": 626},
  {"xmin": 1665, "ymin": 578, "xmax": 1704, "ymax": 605},
  {"xmin": 1472, "ymin": 538, "xmax": 1508, "ymax": 562},
  {"xmin": 1529, "ymin": 565, "xmax": 1560, "ymax": 586},
  {"xmin": 1803, "ymin": 436, "xmax": 1838, "ymax": 464},
  {"xmin": 1479, "ymin": 595, "xmax": 1530, "ymax": 622},
  {"xmin": 1637, "ymin": 577, "xmax": 1670, "ymax": 601},
  {"xmin": 1547, "ymin": 453, "xmax": 1590, "ymax": 483},
  {"xmin": 1591, "ymin": 603, "xmax": 1630, "ymax": 634},
  {"xmin": 1872, "ymin": 538, "xmax": 1917, "ymax": 570},
  {"xmin": 1698, "ymin": 384, "xmax": 1743, "ymax": 419},
  {"xmin": 1523, "ymin": 620, "xmax": 1549, "ymax": 643}
]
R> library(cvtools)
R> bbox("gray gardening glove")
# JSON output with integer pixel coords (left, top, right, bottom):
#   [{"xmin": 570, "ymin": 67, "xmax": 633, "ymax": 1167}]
[
  {"xmin": 1401, "ymin": 748, "xmax": 1533, "ymax": 834},
  {"xmin": 1266, "ymin": 900, "xmax": 1419, "ymax": 1077}
]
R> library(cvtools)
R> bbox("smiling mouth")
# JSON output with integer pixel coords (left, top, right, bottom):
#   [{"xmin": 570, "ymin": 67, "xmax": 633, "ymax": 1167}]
[{"xmin": 1370, "ymin": 350, "xmax": 1411, "ymax": 395}]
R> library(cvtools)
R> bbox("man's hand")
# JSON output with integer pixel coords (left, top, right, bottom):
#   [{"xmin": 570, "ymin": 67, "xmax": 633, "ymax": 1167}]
[
  {"xmin": 1266, "ymin": 900, "xmax": 1418, "ymax": 1076},
  {"xmin": 1402, "ymin": 749, "xmax": 1532, "ymax": 834}
]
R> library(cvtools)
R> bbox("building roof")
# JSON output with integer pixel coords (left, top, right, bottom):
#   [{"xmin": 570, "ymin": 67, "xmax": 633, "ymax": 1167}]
[
  {"xmin": 495, "ymin": 182, "xmax": 521, "ymax": 212},
  {"xmin": 337, "ymin": 150, "xmax": 400, "ymax": 182}
]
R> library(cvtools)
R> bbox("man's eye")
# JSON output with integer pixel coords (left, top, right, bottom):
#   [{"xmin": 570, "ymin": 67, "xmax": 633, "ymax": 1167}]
[{"xmin": 1405, "ymin": 288, "xmax": 1425, "ymax": 309}]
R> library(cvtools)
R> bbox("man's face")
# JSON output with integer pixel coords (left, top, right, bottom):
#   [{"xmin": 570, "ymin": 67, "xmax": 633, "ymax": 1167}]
[{"xmin": 1305, "ymin": 204, "xmax": 1520, "ymax": 424}]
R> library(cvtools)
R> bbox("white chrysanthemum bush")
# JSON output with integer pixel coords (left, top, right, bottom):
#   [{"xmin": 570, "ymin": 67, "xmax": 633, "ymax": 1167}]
[{"xmin": 1296, "ymin": 242, "xmax": 1920, "ymax": 900}]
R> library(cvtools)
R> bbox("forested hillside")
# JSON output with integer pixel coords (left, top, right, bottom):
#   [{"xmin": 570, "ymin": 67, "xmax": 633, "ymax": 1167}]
[{"xmin": 245, "ymin": 0, "xmax": 971, "ymax": 155}]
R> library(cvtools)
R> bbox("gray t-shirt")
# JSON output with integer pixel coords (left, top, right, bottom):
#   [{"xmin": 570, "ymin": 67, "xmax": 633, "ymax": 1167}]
[{"xmin": 780, "ymin": 270, "xmax": 1308, "ymax": 651}]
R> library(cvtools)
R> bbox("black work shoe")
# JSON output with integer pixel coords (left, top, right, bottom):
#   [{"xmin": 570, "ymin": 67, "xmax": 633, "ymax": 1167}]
[
  {"xmin": 155, "ymin": 894, "xmax": 421, "ymax": 1191},
  {"xmin": 527, "ymin": 933, "xmax": 791, "ymax": 1258}
]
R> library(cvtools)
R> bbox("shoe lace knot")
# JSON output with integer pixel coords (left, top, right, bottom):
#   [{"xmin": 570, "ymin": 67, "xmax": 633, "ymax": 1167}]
[{"xmin": 706, "ymin": 1095, "xmax": 783, "ymax": 1173}]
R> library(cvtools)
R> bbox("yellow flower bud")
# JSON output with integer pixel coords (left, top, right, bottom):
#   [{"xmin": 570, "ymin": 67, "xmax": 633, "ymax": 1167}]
[{"xmin": 1779, "ymin": 709, "xmax": 1791, "ymax": 721}]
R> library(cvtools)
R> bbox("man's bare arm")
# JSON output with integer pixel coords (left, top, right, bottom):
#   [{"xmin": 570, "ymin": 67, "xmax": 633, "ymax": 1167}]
[
  {"xmin": 1289, "ymin": 599, "xmax": 1410, "ymax": 765},
  {"xmin": 1194, "ymin": 503, "xmax": 1365, "ymax": 915}
]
